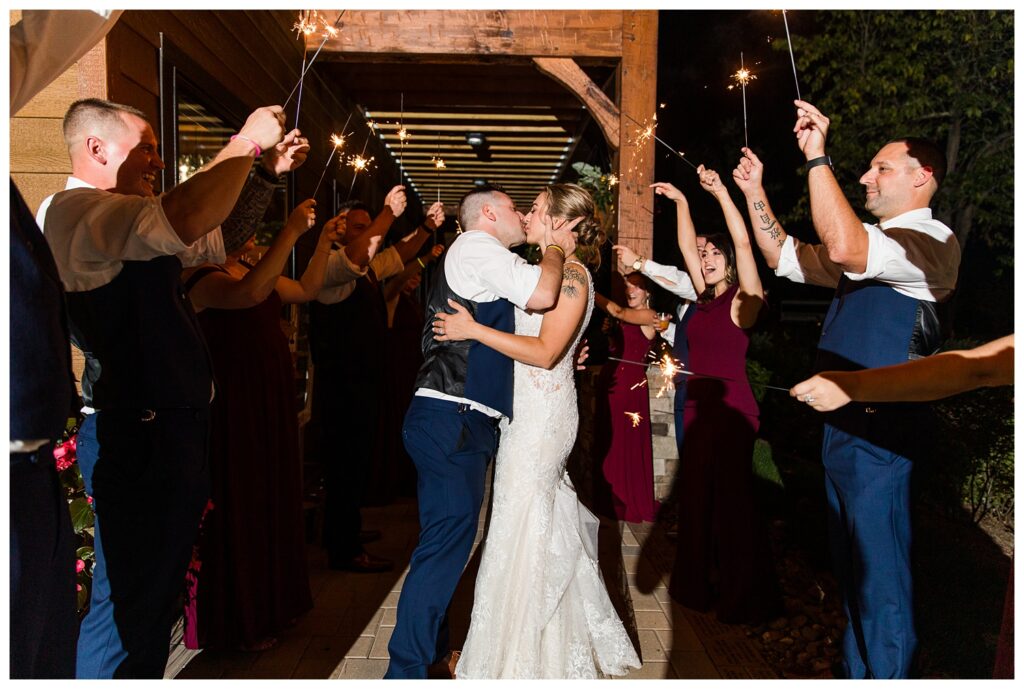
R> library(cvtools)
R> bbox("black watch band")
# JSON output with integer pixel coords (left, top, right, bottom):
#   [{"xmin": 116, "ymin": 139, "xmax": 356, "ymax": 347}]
[{"xmin": 805, "ymin": 155, "xmax": 832, "ymax": 171}]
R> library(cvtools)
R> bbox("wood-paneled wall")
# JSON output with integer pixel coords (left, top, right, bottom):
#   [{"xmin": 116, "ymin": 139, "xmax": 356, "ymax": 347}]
[{"xmin": 10, "ymin": 9, "xmax": 110, "ymax": 213}]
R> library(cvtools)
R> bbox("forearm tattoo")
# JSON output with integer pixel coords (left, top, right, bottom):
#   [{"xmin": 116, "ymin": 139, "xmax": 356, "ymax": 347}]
[
  {"xmin": 220, "ymin": 171, "xmax": 277, "ymax": 254},
  {"xmin": 561, "ymin": 264, "xmax": 587, "ymax": 299},
  {"xmin": 753, "ymin": 199, "xmax": 784, "ymax": 247}
]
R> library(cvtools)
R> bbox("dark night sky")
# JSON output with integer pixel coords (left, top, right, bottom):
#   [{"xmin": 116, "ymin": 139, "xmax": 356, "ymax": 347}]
[{"xmin": 647, "ymin": 10, "xmax": 834, "ymax": 310}]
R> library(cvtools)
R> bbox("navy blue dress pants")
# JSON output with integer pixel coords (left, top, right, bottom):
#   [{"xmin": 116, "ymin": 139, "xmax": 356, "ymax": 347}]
[
  {"xmin": 823, "ymin": 422, "xmax": 916, "ymax": 678},
  {"xmin": 74, "ymin": 409, "xmax": 210, "ymax": 678},
  {"xmin": 385, "ymin": 397, "xmax": 498, "ymax": 679},
  {"xmin": 9, "ymin": 450, "xmax": 78, "ymax": 678}
]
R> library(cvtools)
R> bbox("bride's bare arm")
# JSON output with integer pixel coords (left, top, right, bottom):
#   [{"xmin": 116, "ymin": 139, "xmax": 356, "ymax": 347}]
[{"xmin": 433, "ymin": 263, "xmax": 589, "ymax": 370}]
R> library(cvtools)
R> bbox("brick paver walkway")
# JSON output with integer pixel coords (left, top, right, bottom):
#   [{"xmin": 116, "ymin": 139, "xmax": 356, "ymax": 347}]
[{"xmin": 169, "ymin": 483, "xmax": 773, "ymax": 679}]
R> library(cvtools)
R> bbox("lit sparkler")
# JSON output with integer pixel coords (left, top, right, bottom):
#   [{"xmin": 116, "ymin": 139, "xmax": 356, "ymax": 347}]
[
  {"xmin": 311, "ymin": 115, "xmax": 354, "ymax": 199},
  {"xmin": 293, "ymin": 10, "xmax": 318, "ymax": 38},
  {"xmin": 730, "ymin": 53, "xmax": 756, "ymax": 148},
  {"xmin": 347, "ymin": 154, "xmax": 374, "ymax": 173},
  {"xmin": 432, "ymin": 153, "xmax": 446, "ymax": 204},
  {"xmin": 622, "ymin": 112, "xmax": 699, "ymax": 171},
  {"xmin": 781, "ymin": 10, "xmax": 802, "ymax": 100},
  {"xmin": 625, "ymin": 411, "xmax": 642, "ymax": 428},
  {"xmin": 346, "ymin": 132, "xmax": 374, "ymax": 201},
  {"xmin": 284, "ymin": 10, "xmax": 347, "ymax": 117},
  {"xmin": 605, "ymin": 173, "xmax": 619, "ymax": 187}
]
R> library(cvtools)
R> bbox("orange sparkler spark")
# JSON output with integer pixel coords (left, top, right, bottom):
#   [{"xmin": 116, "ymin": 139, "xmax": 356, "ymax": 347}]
[
  {"xmin": 330, "ymin": 133, "xmax": 347, "ymax": 149},
  {"xmin": 625, "ymin": 411, "xmax": 642, "ymax": 428},
  {"xmin": 293, "ymin": 10, "xmax": 318, "ymax": 38},
  {"xmin": 397, "ymin": 127, "xmax": 411, "ymax": 143},
  {"xmin": 629, "ymin": 378, "xmax": 648, "ymax": 391},
  {"xmin": 655, "ymin": 353, "xmax": 682, "ymax": 398},
  {"xmin": 347, "ymin": 154, "xmax": 375, "ymax": 172},
  {"xmin": 606, "ymin": 173, "xmax": 619, "ymax": 187},
  {"xmin": 729, "ymin": 67, "xmax": 757, "ymax": 89},
  {"xmin": 432, "ymin": 156, "xmax": 446, "ymax": 170}
]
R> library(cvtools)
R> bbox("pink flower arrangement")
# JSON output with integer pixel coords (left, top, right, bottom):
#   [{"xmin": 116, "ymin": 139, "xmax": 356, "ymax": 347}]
[{"xmin": 53, "ymin": 435, "xmax": 78, "ymax": 472}]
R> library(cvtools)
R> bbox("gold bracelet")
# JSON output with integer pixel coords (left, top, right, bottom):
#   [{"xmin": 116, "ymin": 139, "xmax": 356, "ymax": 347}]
[{"xmin": 546, "ymin": 244, "xmax": 565, "ymax": 258}]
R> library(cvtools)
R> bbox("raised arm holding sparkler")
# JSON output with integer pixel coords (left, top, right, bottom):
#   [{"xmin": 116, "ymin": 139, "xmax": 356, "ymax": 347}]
[
  {"xmin": 732, "ymin": 147, "xmax": 790, "ymax": 270},
  {"xmin": 651, "ymin": 166, "xmax": 763, "ymax": 328}
]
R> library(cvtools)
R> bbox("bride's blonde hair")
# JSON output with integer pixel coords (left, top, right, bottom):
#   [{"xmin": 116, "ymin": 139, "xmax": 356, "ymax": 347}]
[{"xmin": 543, "ymin": 183, "xmax": 605, "ymax": 270}]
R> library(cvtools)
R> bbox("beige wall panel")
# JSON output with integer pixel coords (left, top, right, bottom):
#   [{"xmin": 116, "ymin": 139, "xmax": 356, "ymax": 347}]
[
  {"xmin": 11, "ymin": 173, "xmax": 69, "ymax": 215},
  {"xmin": 10, "ymin": 119, "xmax": 70, "ymax": 174}
]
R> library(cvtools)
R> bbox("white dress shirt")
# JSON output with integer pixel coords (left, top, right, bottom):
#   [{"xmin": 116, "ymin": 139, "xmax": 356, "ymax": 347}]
[
  {"xmin": 415, "ymin": 230, "xmax": 543, "ymax": 417},
  {"xmin": 775, "ymin": 208, "xmax": 960, "ymax": 302},
  {"xmin": 37, "ymin": 177, "xmax": 226, "ymax": 292},
  {"xmin": 317, "ymin": 245, "xmax": 404, "ymax": 304}
]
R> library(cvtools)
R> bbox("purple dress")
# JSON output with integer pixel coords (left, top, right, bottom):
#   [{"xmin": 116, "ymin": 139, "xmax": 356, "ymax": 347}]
[
  {"xmin": 183, "ymin": 266, "xmax": 312, "ymax": 649},
  {"xmin": 670, "ymin": 283, "xmax": 778, "ymax": 623},
  {"xmin": 599, "ymin": 322, "xmax": 659, "ymax": 523}
]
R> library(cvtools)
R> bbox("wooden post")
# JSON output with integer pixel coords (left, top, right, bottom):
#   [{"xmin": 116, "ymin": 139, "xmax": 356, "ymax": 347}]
[{"xmin": 615, "ymin": 10, "xmax": 657, "ymax": 260}]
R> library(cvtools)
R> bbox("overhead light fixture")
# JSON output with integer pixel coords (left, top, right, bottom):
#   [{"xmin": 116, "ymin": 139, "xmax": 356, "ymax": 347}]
[{"xmin": 465, "ymin": 132, "xmax": 486, "ymax": 147}]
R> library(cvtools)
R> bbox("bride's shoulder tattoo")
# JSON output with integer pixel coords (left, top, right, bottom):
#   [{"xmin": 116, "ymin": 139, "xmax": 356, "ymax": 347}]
[{"xmin": 561, "ymin": 263, "xmax": 587, "ymax": 299}]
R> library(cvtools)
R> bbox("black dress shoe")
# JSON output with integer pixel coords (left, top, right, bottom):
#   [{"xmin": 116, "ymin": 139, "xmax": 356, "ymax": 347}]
[
  {"xmin": 359, "ymin": 529, "xmax": 382, "ymax": 544},
  {"xmin": 329, "ymin": 551, "xmax": 394, "ymax": 573}
]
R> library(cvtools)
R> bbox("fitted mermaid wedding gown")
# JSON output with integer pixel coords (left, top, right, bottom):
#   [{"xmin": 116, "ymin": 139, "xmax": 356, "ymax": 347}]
[{"xmin": 457, "ymin": 261, "xmax": 641, "ymax": 679}]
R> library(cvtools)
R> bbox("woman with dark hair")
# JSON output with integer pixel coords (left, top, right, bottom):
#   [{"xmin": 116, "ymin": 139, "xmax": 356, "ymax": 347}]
[
  {"xmin": 432, "ymin": 184, "xmax": 640, "ymax": 678},
  {"xmin": 594, "ymin": 272, "xmax": 663, "ymax": 523},
  {"xmin": 652, "ymin": 167, "xmax": 779, "ymax": 624}
]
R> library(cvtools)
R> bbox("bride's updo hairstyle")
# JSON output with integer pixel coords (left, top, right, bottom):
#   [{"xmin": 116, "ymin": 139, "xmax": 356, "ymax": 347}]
[{"xmin": 544, "ymin": 183, "xmax": 606, "ymax": 271}]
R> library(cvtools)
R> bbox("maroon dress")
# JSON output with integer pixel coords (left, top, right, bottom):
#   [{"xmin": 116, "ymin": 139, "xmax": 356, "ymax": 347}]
[
  {"xmin": 599, "ymin": 322, "xmax": 659, "ymax": 523},
  {"xmin": 670, "ymin": 283, "xmax": 778, "ymax": 623},
  {"xmin": 183, "ymin": 265, "xmax": 312, "ymax": 649}
]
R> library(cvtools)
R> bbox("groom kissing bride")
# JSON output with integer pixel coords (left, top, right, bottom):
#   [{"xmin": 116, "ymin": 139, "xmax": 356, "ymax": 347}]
[{"xmin": 385, "ymin": 183, "xmax": 640, "ymax": 679}]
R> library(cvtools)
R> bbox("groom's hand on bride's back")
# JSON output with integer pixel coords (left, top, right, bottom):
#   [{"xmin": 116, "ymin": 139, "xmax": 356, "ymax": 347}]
[{"xmin": 575, "ymin": 339, "xmax": 590, "ymax": 370}]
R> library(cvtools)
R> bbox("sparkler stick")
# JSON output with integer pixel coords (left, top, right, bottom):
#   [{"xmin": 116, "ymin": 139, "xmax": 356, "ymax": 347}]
[
  {"xmin": 294, "ymin": 52, "xmax": 308, "ymax": 128},
  {"xmin": 432, "ymin": 133, "xmax": 446, "ymax": 205},
  {"xmin": 397, "ymin": 93, "xmax": 409, "ymax": 185},
  {"xmin": 606, "ymin": 356, "xmax": 791, "ymax": 392},
  {"xmin": 621, "ymin": 112, "xmax": 699, "ymax": 170},
  {"xmin": 731, "ymin": 53, "xmax": 756, "ymax": 149},
  {"xmin": 782, "ymin": 10, "xmax": 802, "ymax": 100},
  {"xmin": 283, "ymin": 11, "xmax": 346, "ymax": 111}
]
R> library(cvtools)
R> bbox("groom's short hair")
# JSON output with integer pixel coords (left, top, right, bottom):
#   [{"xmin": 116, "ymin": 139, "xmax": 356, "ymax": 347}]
[{"xmin": 458, "ymin": 183, "xmax": 509, "ymax": 231}]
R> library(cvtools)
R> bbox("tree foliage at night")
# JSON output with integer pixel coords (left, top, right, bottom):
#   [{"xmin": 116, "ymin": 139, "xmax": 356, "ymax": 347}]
[{"xmin": 785, "ymin": 10, "xmax": 1013, "ymax": 265}]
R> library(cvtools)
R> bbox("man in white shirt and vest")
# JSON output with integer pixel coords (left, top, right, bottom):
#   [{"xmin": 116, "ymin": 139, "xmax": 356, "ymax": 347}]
[{"xmin": 732, "ymin": 101, "xmax": 960, "ymax": 678}]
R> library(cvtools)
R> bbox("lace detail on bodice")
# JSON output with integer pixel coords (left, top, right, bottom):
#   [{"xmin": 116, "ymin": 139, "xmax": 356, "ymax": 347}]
[{"xmin": 457, "ymin": 263, "xmax": 640, "ymax": 679}]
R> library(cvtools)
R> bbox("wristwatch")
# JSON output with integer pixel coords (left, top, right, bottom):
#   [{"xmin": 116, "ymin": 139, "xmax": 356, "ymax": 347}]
[{"xmin": 632, "ymin": 256, "xmax": 645, "ymax": 272}]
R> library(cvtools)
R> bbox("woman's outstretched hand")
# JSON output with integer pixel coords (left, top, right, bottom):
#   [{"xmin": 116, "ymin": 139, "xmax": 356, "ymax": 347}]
[{"xmin": 432, "ymin": 298, "xmax": 478, "ymax": 342}]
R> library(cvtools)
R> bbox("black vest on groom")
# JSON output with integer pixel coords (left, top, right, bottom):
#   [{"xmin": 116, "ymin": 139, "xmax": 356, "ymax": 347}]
[
  {"xmin": 9, "ymin": 180, "xmax": 78, "ymax": 445},
  {"xmin": 64, "ymin": 255, "xmax": 213, "ymax": 411},
  {"xmin": 415, "ymin": 255, "xmax": 516, "ymax": 419}
]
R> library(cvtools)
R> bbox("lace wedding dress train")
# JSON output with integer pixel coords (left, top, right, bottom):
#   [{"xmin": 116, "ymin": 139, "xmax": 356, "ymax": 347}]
[{"xmin": 457, "ymin": 262, "xmax": 641, "ymax": 679}]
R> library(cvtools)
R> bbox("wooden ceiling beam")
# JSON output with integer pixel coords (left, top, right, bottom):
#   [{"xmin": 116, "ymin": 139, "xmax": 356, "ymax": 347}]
[
  {"xmin": 316, "ymin": 10, "xmax": 624, "ymax": 59},
  {"xmin": 532, "ymin": 57, "xmax": 620, "ymax": 151}
]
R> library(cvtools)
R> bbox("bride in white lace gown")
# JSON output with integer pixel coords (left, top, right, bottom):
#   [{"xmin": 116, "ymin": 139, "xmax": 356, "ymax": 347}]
[{"xmin": 431, "ymin": 185, "xmax": 640, "ymax": 679}]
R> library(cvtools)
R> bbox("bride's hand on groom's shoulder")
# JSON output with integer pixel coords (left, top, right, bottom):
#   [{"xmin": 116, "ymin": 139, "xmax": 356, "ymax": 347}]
[{"xmin": 432, "ymin": 298, "xmax": 477, "ymax": 342}]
